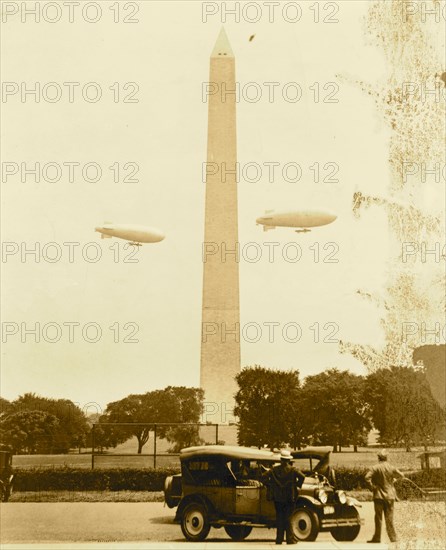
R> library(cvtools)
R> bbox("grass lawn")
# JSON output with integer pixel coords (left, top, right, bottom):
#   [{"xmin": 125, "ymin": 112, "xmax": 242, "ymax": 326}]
[
  {"xmin": 12, "ymin": 451, "xmax": 181, "ymax": 470},
  {"xmin": 12, "ymin": 425, "xmax": 238, "ymax": 470},
  {"xmin": 8, "ymin": 491, "xmax": 166, "ymax": 503},
  {"xmin": 12, "ymin": 442, "xmax": 442, "ymax": 471},
  {"xmin": 329, "ymin": 447, "xmax": 429, "ymax": 471},
  {"xmin": 9, "ymin": 489, "xmax": 374, "ymax": 503}
]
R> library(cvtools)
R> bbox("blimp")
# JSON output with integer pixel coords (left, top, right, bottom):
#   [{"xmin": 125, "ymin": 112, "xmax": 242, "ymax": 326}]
[
  {"xmin": 95, "ymin": 223, "xmax": 165, "ymax": 245},
  {"xmin": 256, "ymin": 209, "xmax": 337, "ymax": 233}
]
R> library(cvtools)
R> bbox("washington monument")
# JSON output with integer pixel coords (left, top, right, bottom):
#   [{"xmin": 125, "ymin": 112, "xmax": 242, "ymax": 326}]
[{"xmin": 200, "ymin": 28, "xmax": 240, "ymax": 420}]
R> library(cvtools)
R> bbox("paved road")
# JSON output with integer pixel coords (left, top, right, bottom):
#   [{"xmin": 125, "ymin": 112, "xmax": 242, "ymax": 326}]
[
  {"xmin": 2, "ymin": 501, "xmax": 445, "ymax": 548},
  {"xmin": 1, "ymin": 502, "xmax": 387, "ymax": 547}
]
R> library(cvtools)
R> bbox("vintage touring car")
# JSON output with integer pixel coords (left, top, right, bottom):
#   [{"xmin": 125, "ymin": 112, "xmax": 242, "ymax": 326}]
[{"xmin": 164, "ymin": 445, "xmax": 363, "ymax": 542}]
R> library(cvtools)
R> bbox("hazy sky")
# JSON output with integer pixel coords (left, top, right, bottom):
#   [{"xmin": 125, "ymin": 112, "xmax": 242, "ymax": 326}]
[{"xmin": 2, "ymin": 1, "xmax": 400, "ymax": 413}]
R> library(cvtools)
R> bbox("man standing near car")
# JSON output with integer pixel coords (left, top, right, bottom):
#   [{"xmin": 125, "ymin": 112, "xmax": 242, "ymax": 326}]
[
  {"xmin": 266, "ymin": 450, "xmax": 305, "ymax": 545},
  {"xmin": 365, "ymin": 449, "xmax": 405, "ymax": 543}
]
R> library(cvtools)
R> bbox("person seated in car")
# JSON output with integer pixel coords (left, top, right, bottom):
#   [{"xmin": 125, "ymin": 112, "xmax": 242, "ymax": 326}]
[{"xmin": 230, "ymin": 460, "xmax": 262, "ymax": 487}]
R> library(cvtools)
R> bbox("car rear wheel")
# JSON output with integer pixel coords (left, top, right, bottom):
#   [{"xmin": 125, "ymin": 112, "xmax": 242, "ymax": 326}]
[
  {"xmin": 181, "ymin": 502, "xmax": 210, "ymax": 542},
  {"xmin": 330, "ymin": 507, "xmax": 361, "ymax": 541},
  {"xmin": 289, "ymin": 507, "xmax": 319, "ymax": 541},
  {"xmin": 224, "ymin": 525, "xmax": 253, "ymax": 540}
]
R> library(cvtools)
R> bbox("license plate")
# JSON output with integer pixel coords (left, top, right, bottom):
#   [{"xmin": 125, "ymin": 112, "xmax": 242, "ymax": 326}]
[{"xmin": 323, "ymin": 506, "xmax": 335, "ymax": 515}]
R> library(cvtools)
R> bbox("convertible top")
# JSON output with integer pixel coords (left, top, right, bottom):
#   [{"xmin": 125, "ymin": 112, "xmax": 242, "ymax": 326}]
[
  {"xmin": 291, "ymin": 447, "xmax": 332, "ymax": 460},
  {"xmin": 180, "ymin": 445, "xmax": 280, "ymax": 462}
]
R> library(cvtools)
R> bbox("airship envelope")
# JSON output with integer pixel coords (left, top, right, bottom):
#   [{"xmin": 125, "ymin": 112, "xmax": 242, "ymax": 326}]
[
  {"xmin": 95, "ymin": 223, "xmax": 165, "ymax": 244},
  {"xmin": 256, "ymin": 209, "xmax": 337, "ymax": 232}
]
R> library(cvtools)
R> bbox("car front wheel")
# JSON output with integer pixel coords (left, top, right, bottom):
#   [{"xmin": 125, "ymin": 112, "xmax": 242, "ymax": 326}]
[
  {"xmin": 289, "ymin": 507, "xmax": 319, "ymax": 541},
  {"xmin": 330, "ymin": 507, "xmax": 361, "ymax": 541},
  {"xmin": 224, "ymin": 525, "xmax": 253, "ymax": 540},
  {"xmin": 180, "ymin": 502, "xmax": 211, "ymax": 542}
]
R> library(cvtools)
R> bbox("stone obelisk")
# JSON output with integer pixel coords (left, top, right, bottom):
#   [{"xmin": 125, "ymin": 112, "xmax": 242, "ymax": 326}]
[{"xmin": 200, "ymin": 28, "xmax": 240, "ymax": 422}]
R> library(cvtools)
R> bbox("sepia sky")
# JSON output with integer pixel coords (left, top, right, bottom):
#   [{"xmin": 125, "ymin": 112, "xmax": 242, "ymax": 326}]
[{"xmin": 3, "ymin": 0, "xmax": 437, "ymax": 413}]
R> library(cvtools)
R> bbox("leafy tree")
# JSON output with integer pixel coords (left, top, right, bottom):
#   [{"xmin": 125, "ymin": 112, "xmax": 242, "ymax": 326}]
[
  {"xmin": 158, "ymin": 387, "xmax": 205, "ymax": 452},
  {"xmin": 365, "ymin": 366, "xmax": 445, "ymax": 450},
  {"xmin": 0, "ymin": 398, "xmax": 12, "ymax": 420},
  {"xmin": 164, "ymin": 425, "xmax": 204, "ymax": 453},
  {"xmin": 234, "ymin": 366, "xmax": 300, "ymax": 450},
  {"xmin": 85, "ymin": 413, "xmax": 123, "ymax": 452},
  {"xmin": 298, "ymin": 369, "xmax": 371, "ymax": 452},
  {"xmin": 341, "ymin": 2, "xmax": 445, "ymax": 373},
  {"xmin": 100, "ymin": 387, "xmax": 205, "ymax": 454},
  {"xmin": 0, "ymin": 410, "xmax": 59, "ymax": 453},
  {"xmin": 101, "ymin": 394, "xmax": 154, "ymax": 454},
  {"xmin": 10, "ymin": 393, "xmax": 89, "ymax": 452}
]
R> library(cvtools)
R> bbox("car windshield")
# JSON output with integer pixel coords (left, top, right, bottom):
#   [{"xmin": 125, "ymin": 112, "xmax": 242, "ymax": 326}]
[
  {"xmin": 291, "ymin": 449, "xmax": 332, "ymax": 477},
  {"xmin": 292, "ymin": 457, "xmax": 314, "ymax": 473}
]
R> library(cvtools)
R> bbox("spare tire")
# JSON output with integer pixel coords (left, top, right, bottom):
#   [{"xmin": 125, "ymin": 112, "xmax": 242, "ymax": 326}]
[{"xmin": 164, "ymin": 476, "xmax": 181, "ymax": 508}]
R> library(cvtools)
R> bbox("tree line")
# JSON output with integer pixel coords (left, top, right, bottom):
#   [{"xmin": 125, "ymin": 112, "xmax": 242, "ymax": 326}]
[
  {"xmin": 1, "ymin": 365, "xmax": 444, "ymax": 454},
  {"xmin": 0, "ymin": 387, "xmax": 204, "ymax": 455},
  {"xmin": 235, "ymin": 365, "xmax": 446, "ymax": 452}
]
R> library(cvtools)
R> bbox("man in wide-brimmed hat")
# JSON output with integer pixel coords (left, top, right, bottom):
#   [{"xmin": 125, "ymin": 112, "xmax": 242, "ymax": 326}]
[
  {"xmin": 365, "ymin": 449, "xmax": 405, "ymax": 543},
  {"xmin": 265, "ymin": 449, "xmax": 305, "ymax": 545}
]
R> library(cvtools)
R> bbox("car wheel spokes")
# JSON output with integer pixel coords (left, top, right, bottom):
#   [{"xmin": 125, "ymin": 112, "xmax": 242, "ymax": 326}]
[
  {"xmin": 294, "ymin": 512, "xmax": 311, "ymax": 538},
  {"xmin": 289, "ymin": 507, "xmax": 319, "ymax": 542},
  {"xmin": 185, "ymin": 510, "xmax": 204, "ymax": 535}
]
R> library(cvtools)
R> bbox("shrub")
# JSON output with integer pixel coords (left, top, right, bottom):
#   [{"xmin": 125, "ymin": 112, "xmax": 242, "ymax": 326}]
[
  {"xmin": 405, "ymin": 468, "xmax": 446, "ymax": 489},
  {"xmin": 334, "ymin": 466, "xmax": 369, "ymax": 490},
  {"xmin": 396, "ymin": 469, "xmax": 446, "ymax": 499},
  {"xmin": 333, "ymin": 466, "xmax": 446, "ymax": 499},
  {"xmin": 12, "ymin": 465, "xmax": 445, "ymax": 498},
  {"xmin": 12, "ymin": 467, "xmax": 180, "ymax": 492}
]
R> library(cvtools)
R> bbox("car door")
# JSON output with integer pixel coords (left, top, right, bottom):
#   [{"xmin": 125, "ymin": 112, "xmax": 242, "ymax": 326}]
[
  {"xmin": 235, "ymin": 484, "xmax": 261, "ymax": 516},
  {"xmin": 259, "ymin": 484, "xmax": 276, "ymax": 519}
]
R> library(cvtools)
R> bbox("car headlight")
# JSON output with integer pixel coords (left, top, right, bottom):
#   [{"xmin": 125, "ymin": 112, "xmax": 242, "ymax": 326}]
[
  {"xmin": 336, "ymin": 490, "xmax": 347, "ymax": 504},
  {"xmin": 317, "ymin": 489, "xmax": 328, "ymax": 504}
]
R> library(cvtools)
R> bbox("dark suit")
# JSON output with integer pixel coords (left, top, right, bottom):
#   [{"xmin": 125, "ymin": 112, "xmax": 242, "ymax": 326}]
[{"xmin": 266, "ymin": 462, "xmax": 305, "ymax": 544}]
